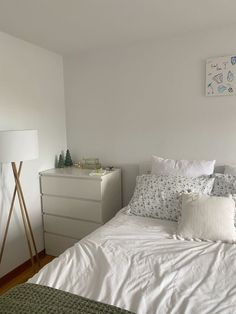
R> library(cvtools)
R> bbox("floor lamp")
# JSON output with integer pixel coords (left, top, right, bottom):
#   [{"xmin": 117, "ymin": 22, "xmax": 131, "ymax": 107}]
[{"xmin": 0, "ymin": 129, "xmax": 40, "ymax": 269}]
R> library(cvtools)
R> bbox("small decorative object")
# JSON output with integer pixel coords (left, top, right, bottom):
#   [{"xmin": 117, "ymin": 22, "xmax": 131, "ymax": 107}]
[
  {"xmin": 89, "ymin": 168, "xmax": 107, "ymax": 176},
  {"xmin": 58, "ymin": 154, "xmax": 64, "ymax": 168},
  {"xmin": 82, "ymin": 158, "xmax": 101, "ymax": 169},
  {"xmin": 206, "ymin": 55, "xmax": 236, "ymax": 96},
  {"xmin": 64, "ymin": 149, "xmax": 73, "ymax": 167},
  {"xmin": 73, "ymin": 161, "xmax": 82, "ymax": 169}
]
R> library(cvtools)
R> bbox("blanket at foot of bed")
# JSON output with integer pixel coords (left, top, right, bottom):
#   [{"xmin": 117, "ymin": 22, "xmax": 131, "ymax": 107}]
[{"xmin": 0, "ymin": 283, "xmax": 134, "ymax": 314}]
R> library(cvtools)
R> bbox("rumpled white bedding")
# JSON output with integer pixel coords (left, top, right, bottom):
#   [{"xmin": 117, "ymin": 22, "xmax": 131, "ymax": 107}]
[{"xmin": 29, "ymin": 209, "xmax": 236, "ymax": 314}]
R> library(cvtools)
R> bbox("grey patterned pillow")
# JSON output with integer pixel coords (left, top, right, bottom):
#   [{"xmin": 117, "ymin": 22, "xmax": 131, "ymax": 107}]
[
  {"xmin": 212, "ymin": 174, "xmax": 236, "ymax": 196},
  {"xmin": 127, "ymin": 175, "xmax": 215, "ymax": 221},
  {"xmin": 212, "ymin": 174, "xmax": 236, "ymax": 226}
]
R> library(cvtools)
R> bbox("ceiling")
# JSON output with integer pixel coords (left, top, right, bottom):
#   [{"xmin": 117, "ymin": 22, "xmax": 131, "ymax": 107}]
[{"xmin": 0, "ymin": 0, "xmax": 236, "ymax": 55}]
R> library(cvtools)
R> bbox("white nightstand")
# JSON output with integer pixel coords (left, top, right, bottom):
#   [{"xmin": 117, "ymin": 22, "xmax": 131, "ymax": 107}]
[{"xmin": 40, "ymin": 168, "xmax": 121, "ymax": 256}]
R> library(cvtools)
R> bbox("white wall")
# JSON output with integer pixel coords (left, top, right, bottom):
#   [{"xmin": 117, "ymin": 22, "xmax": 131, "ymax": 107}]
[
  {"xmin": 0, "ymin": 32, "xmax": 66, "ymax": 277},
  {"xmin": 64, "ymin": 26, "xmax": 236, "ymax": 205}
]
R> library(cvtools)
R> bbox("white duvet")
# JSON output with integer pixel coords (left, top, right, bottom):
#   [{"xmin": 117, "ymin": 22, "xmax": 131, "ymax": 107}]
[{"xmin": 29, "ymin": 209, "xmax": 236, "ymax": 314}]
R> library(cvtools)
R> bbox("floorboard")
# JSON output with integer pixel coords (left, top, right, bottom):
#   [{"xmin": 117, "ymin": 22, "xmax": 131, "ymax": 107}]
[{"xmin": 0, "ymin": 254, "xmax": 54, "ymax": 295}]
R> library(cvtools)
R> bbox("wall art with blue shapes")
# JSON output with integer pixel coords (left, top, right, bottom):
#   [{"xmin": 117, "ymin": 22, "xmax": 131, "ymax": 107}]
[{"xmin": 206, "ymin": 55, "xmax": 236, "ymax": 96}]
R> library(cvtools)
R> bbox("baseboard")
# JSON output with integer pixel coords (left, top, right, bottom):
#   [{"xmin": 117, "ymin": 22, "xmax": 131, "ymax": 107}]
[{"xmin": 0, "ymin": 249, "xmax": 45, "ymax": 286}]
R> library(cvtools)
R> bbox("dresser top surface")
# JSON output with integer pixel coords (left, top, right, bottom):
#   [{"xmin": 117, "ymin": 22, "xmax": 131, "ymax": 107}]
[{"xmin": 39, "ymin": 167, "xmax": 120, "ymax": 180}]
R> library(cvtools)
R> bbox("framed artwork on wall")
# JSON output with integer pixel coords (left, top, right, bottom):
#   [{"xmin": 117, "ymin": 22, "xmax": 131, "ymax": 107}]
[{"xmin": 206, "ymin": 55, "xmax": 236, "ymax": 96}]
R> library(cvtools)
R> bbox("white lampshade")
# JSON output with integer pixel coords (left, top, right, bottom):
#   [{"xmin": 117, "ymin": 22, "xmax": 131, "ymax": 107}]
[{"xmin": 0, "ymin": 130, "xmax": 38, "ymax": 163}]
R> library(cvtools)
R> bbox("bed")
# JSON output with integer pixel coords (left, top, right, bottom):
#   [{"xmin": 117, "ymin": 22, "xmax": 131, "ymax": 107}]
[
  {"xmin": 26, "ymin": 208, "xmax": 236, "ymax": 314},
  {"xmin": 2, "ymin": 157, "xmax": 236, "ymax": 313}
]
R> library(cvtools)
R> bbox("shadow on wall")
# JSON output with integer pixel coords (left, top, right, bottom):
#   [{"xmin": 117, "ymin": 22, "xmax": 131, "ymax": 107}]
[
  {"xmin": 114, "ymin": 162, "xmax": 150, "ymax": 206},
  {"xmin": 0, "ymin": 163, "xmax": 43, "ymax": 277},
  {"xmin": 0, "ymin": 164, "xmax": 16, "ymax": 234},
  {"xmin": 0, "ymin": 218, "xmax": 43, "ymax": 277}
]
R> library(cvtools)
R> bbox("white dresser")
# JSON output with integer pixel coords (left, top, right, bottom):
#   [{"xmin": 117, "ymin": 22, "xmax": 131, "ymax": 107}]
[{"xmin": 40, "ymin": 168, "xmax": 121, "ymax": 256}]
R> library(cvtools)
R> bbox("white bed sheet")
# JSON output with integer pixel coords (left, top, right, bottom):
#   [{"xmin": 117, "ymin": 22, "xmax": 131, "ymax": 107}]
[{"xmin": 29, "ymin": 209, "xmax": 236, "ymax": 314}]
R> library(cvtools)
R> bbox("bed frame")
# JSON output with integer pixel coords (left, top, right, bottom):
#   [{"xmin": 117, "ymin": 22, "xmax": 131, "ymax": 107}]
[{"xmin": 139, "ymin": 160, "xmax": 226, "ymax": 175}]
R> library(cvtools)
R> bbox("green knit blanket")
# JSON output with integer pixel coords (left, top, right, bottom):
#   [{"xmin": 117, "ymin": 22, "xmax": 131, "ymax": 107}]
[{"xmin": 0, "ymin": 283, "xmax": 134, "ymax": 314}]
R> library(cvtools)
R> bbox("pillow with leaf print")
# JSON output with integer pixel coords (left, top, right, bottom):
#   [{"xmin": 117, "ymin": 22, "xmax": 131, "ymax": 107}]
[
  {"xmin": 212, "ymin": 173, "xmax": 236, "ymax": 226},
  {"xmin": 127, "ymin": 175, "xmax": 215, "ymax": 221},
  {"xmin": 212, "ymin": 174, "xmax": 236, "ymax": 196}
]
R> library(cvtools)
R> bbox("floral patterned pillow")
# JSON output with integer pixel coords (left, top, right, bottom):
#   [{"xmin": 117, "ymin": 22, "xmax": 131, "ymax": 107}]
[
  {"xmin": 212, "ymin": 174, "xmax": 236, "ymax": 226},
  {"xmin": 127, "ymin": 175, "xmax": 215, "ymax": 221},
  {"xmin": 212, "ymin": 174, "xmax": 236, "ymax": 196}
]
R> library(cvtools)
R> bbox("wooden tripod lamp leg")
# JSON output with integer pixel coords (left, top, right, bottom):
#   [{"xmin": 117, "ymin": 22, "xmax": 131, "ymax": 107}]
[
  {"xmin": 15, "ymin": 174, "xmax": 35, "ymax": 269},
  {"xmin": 11, "ymin": 162, "xmax": 40, "ymax": 268},
  {"xmin": 0, "ymin": 162, "xmax": 23, "ymax": 265},
  {"xmin": 0, "ymin": 130, "xmax": 39, "ymax": 270}
]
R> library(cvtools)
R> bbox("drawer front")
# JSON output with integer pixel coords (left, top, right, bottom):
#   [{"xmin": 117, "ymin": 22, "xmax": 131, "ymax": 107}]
[
  {"xmin": 43, "ymin": 214, "xmax": 101, "ymax": 239},
  {"xmin": 41, "ymin": 176, "xmax": 101, "ymax": 200},
  {"xmin": 42, "ymin": 195, "xmax": 103, "ymax": 223},
  {"xmin": 44, "ymin": 232, "xmax": 78, "ymax": 256}
]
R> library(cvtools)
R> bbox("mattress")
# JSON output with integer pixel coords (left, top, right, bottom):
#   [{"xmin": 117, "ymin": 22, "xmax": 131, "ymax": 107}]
[{"xmin": 29, "ymin": 209, "xmax": 236, "ymax": 314}]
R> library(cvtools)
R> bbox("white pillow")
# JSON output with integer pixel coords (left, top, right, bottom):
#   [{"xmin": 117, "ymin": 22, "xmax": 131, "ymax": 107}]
[
  {"xmin": 151, "ymin": 156, "xmax": 215, "ymax": 177},
  {"xmin": 176, "ymin": 193, "xmax": 236, "ymax": 243}
]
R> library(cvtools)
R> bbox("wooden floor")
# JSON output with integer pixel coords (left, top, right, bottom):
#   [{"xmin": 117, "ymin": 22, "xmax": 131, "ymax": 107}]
[{"xmin": 0, "ymin": 254, "xmax": 54, "ymax": 295}]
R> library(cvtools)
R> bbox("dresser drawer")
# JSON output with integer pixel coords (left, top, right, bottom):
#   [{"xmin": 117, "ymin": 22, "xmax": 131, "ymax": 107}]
[
  {"xmin": 41, "ymin": 176, "xmax": 101, "ymax": 200},
  {"xmin": 44, "ymin": 232, "xmax": 78, "ymax": 256},
  {"xmin": 43, "ymin": 214, "xmax": 101, "ymax": 239},
  {"xmin": 42, "ymin": 195, "xmax": 103, "ymax": 223},
  {"xmin": 40, "ymin": 168, "xmax": 121, "ymax": 256}
]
